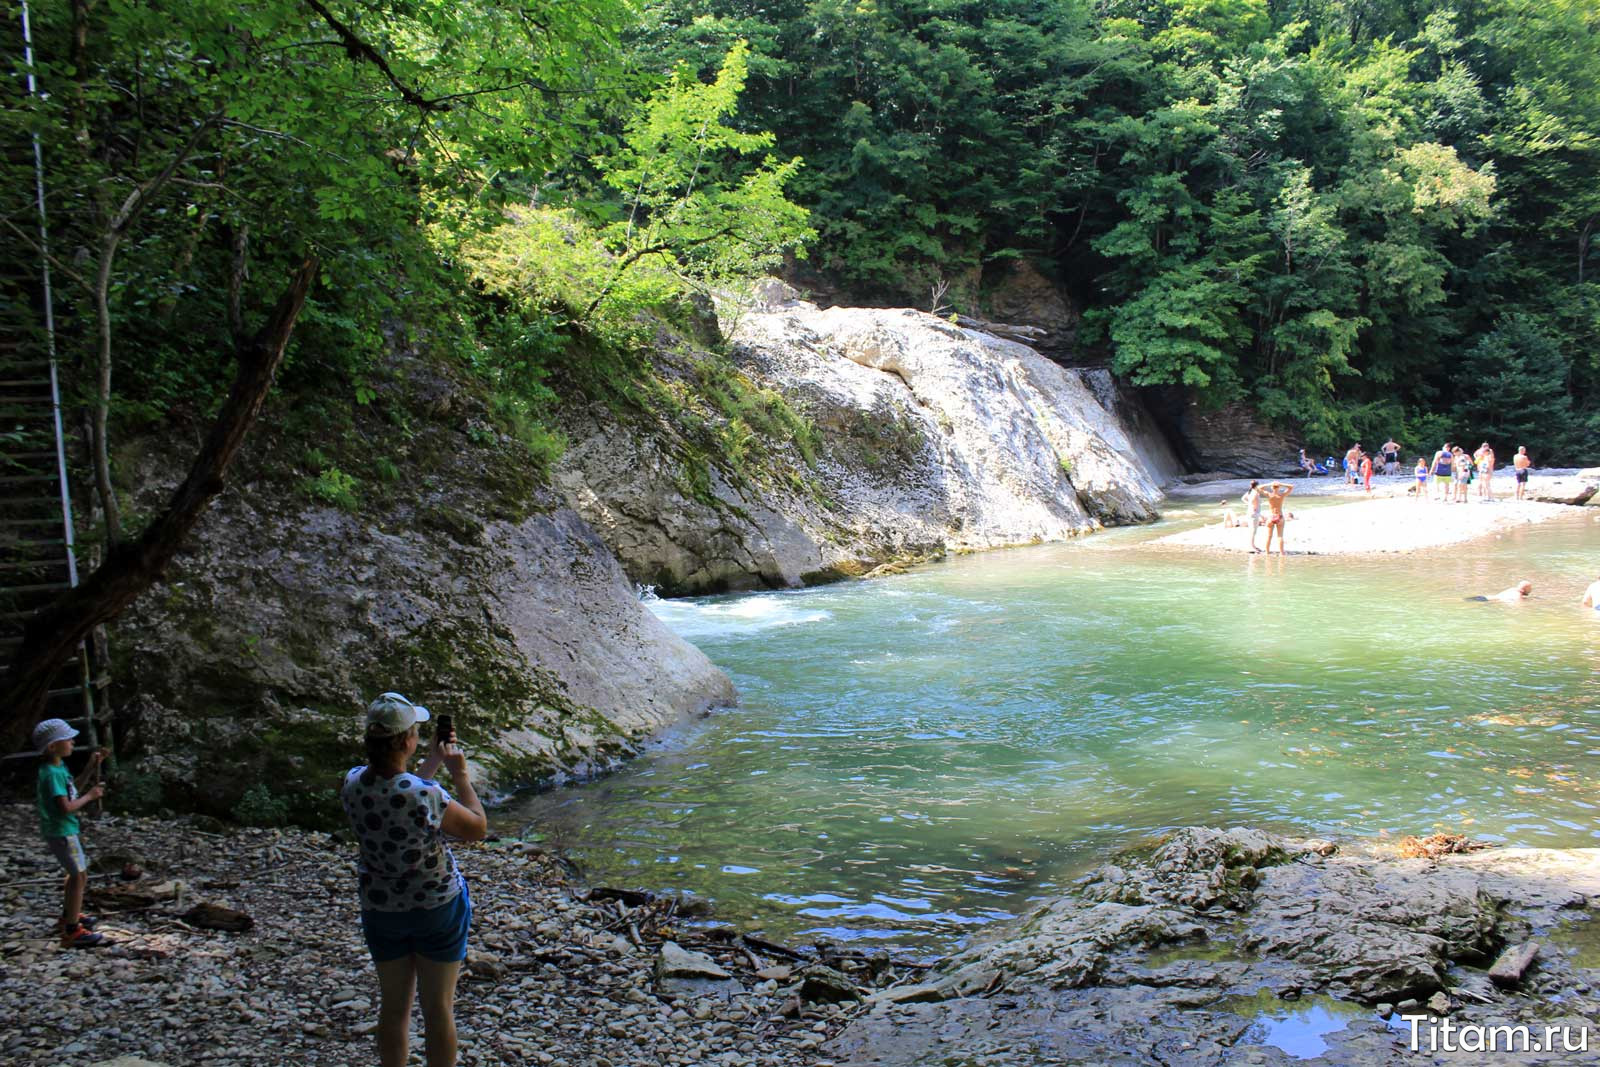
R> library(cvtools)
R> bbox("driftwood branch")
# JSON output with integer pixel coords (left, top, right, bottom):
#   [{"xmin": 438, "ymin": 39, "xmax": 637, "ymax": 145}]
[{"xmin": 0, "ymin": 257, "xmax": 318, "ymax": 749}]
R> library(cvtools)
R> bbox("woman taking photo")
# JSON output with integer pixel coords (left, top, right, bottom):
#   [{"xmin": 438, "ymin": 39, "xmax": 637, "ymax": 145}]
[{"xmin": 341, "ymin": 692, "xmax": 487, "ymax": 1067}]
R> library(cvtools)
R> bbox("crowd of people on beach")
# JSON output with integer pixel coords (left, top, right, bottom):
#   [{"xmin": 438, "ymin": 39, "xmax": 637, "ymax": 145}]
[
  {"xmin": 1223, "ymin": 436, "xmax": 1546, "ymax": 558},
  {"xmin": 1299, "ymin": 439, "xmax": 1532, "ymax": 502},
  {"xmin": 1315, "ymin": 439, "xmax": 1536, "ymax": 501}
]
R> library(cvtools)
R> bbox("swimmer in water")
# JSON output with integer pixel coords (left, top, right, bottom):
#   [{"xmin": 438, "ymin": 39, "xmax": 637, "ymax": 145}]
[
  {"xmin": 1467, "ymin": 580, "xmax": 1532, "ymax": 603},
  {"xmin": 1581, "ymin": 575, "xmax": 1600, "ymax": 609}
]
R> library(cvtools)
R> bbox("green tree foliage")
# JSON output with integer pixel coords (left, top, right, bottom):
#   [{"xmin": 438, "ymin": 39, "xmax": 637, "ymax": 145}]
[
  {"xmin": 639, "ymin": 0, "xmax": 1600, "ymax": 461},
  {"xmin": 453, "ymin": 42, "xmax": 812, "ymax": 359},
  {"xmin": 8, "ymin": 0, "xmax": 814, "ymax": 516},
  {"xmin": 7, "ymin": 0, "xmax": 641, "ymax": 490}
]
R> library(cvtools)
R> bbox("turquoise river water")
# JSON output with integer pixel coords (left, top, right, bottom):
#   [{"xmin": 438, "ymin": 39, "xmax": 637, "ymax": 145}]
[{"xmin": 512, "ymin": 504, "xmax": 1600, "ymax": 953}]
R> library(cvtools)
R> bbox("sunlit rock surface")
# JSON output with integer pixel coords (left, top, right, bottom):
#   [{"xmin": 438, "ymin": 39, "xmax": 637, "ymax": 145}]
[{"xmin": 555, "ymin": 300, "xmax": 1181, "ymax": 594}]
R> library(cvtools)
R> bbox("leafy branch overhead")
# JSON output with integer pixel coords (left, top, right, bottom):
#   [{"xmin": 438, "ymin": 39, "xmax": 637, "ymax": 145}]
[{"xmin": 455, "ymin": 41, "xmax": 813, "ymax": 346}]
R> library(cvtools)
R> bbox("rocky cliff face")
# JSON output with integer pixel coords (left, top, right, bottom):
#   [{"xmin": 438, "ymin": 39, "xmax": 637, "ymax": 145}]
[
  {"xmin": 113, "ymin": 358, "xmax": 733, "ymax": 823},
  {"xmin": 554, "ymin": 298, "xmax": 1182, "ymax": 595},
  {"xmin": 1146, "ymin": 389, "xmax": 1303, "ymax": 476}
]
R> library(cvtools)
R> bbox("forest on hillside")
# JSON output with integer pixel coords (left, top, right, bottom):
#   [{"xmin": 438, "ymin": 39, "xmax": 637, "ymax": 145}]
[
  {"xmin": 6, "ymin": 0, "xmax": 1600, "ymax": 488},
  {"xmin": 637, "ymin": 0, "xmax": 1600, "ymax": 458}
]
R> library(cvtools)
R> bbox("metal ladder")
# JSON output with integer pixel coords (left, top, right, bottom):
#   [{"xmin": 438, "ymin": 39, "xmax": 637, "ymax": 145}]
[
  {"xmin": 3, "ymin": 0, "xmax": 107, "ymax": 753},
  {"xmin": 0, "ymin": 308, "xmax": 105, "ymax": 750}
]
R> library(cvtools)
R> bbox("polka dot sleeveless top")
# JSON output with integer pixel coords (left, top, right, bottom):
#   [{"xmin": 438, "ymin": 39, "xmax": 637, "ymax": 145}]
[{"xmin": 341, "ymin": 766, "xmax": 463, "ymax": 912}]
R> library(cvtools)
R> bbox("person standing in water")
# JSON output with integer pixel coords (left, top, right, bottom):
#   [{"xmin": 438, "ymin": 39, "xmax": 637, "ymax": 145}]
[
  {"xmin": 1262, "ymin": 481, "xmax": 1295, "ymax": 555},
  {"xmin": 1514, "ymin": 446, "xmax": 1532, "ymax": 500},
  {"xmin": 1580, "ymin": 574, "xmax": 1600, "ymax": 609},
  {"xmin": 1242, "ymin": 480, "xmax": 1263, "ymax": 553},
  {"xmin": 1382, "ymin": 437, "xmax": 1400, "ymax": 475}
]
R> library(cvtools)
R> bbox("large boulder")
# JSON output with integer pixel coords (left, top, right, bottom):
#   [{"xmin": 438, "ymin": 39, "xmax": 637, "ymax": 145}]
[
  {"xmin": 115, "ymin": 359, "xmax": 733, "ymax": 822},
  {"xmin": 1526, "ymin": 474, "xmax": 1600, "ymax": 506},
  {"xmin": 979, "ymin": 259, "xmax": 1080, "ymax": 357}
]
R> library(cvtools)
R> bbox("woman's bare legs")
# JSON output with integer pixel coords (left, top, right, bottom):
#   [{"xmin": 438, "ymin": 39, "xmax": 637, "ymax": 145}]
[
  {"xmin": 375, "ymin": 956, "xmax": 418, "ymax": 1067},
  {"xmin": 415, "ymin": 957, "xmax": 464, "ymax": 1067}
]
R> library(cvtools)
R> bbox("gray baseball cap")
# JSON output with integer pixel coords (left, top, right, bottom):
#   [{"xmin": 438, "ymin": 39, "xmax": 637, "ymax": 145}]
[{"xmin": 365, "ymin": 692, "xmax": 431, "ymax": 736}]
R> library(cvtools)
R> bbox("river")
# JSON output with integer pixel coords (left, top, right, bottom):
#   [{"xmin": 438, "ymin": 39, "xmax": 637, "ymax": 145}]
[{"xmin": 510, "ymin": 504, "xmax": 1600, "ymax": 953}]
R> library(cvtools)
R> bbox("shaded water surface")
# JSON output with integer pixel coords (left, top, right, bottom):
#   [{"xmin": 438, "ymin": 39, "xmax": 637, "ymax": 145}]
[{"xmin": 511, "ymin": 508, "xmax": 1600, "ymax": 951}]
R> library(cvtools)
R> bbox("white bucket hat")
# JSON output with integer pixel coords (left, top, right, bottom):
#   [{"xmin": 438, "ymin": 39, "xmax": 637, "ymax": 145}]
[
  {"xmin": 365, "ymin": 692, "xmax": 430, "ymax": 736},
  {"xmin": 31, "ymin": 718, "xmax": 79, "ymax": 753}
]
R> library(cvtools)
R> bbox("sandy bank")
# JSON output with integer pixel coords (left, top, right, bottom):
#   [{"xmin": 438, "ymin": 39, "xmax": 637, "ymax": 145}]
[{"xmin": 1154, "ymin": 493, "xmax": 1582, "ymax": 556}]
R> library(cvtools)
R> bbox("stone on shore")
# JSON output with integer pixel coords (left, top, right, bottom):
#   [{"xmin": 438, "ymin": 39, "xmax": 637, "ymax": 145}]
[
  {"xmin": 1488, "ymin": 940, "xmax": 1542, "ymax": 986},
  {"xmin": 0, "ymin": 805, "xmax": 864, "ymax": 1067}
]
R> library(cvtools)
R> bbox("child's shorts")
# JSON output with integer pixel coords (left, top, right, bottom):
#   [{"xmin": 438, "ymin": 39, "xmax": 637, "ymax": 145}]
[
  {"xmin": 46, "ymin": 835, "xmax": 88, "ymax": 874},
  {"xmin": 360, "ymin": 882, "xmax": 471, "ymax": 963}
]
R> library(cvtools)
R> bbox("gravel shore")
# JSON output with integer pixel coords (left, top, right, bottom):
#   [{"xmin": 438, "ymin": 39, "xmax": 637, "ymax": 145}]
[{"xmin": 0, "ymin": 804, "xmax": 898, "ymax": 1067}]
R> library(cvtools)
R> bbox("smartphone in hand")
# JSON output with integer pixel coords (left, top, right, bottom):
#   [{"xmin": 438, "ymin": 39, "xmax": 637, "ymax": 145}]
[{"xmin": 436, "ymin": 714, "xmax": 455, "ymax": 746}]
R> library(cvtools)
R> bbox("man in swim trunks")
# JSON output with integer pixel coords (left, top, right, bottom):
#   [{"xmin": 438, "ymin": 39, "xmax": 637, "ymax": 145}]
[
  {"xmin": 1344, "ymin": 444, "xmax": 1361, "ymax": 486},
  {"xmin": 1513, "ymin": 446, "xmax": 1531, "ymax": 500},
  {"xmin": 1470, "ymin": 580, "xmax": 1532, "ymax": 603},
  {"xmin": 1262, "ymin": 480, "xmax": 1294, "ymax": 555},
  {"xmin": 1382, "ymin": 438, "xmax": 1400, "ymax": 475}
]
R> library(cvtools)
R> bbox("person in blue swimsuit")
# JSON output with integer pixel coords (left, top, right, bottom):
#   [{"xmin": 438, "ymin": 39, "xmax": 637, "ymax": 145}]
[{"xmin": 1431, "ymin": 445, "xmax": 1453, "ymax": 501}]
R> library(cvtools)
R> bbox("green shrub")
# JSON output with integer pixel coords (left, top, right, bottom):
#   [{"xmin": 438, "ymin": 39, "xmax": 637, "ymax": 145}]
[
  {"xmin": 232, "ymin": 784, "xmax": 291, "ymax": 827},
  {"xmin": 305, "ymin": 467, "xmax": 360, "ymax": 510}
]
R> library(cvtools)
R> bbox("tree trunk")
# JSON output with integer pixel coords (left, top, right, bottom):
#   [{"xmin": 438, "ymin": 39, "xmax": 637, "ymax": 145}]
[{"xmin": 0, "ymin": 257, "xmax": 317, "ymax": 749}]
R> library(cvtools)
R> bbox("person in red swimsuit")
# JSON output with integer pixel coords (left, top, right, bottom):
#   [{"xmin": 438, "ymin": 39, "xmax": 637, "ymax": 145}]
[{"xmin": 1262, "ymin": 481, "xmax": 1295, "ymax": 555}]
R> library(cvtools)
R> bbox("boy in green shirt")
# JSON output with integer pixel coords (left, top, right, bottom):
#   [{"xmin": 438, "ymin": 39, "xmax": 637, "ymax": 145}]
[{"xmin": 33, "ymin": 718, "xmax": 108, "ymax": 948}]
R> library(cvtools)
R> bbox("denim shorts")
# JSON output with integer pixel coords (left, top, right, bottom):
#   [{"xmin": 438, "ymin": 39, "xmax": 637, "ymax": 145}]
[
  {"xmin": 360, "ymin": 880, "xmax": 471, "ymax": 963},
  {"xmin": 46, "ymin": 835, "xmax": 87, "ymax": 874}
]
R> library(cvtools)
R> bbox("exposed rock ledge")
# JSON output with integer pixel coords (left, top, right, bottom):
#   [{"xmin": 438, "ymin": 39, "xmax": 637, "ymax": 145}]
[
  {"xmin": 113, "ymin": 358, "xmax": 734, "ymax": 818},
  {"xmin": 555, "ymin": 300, "xmax": 1181, "ymax": 594},
  {"xmin": 828, "ymin": 827, "xmax": 1600, "ymax": 1066}
]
